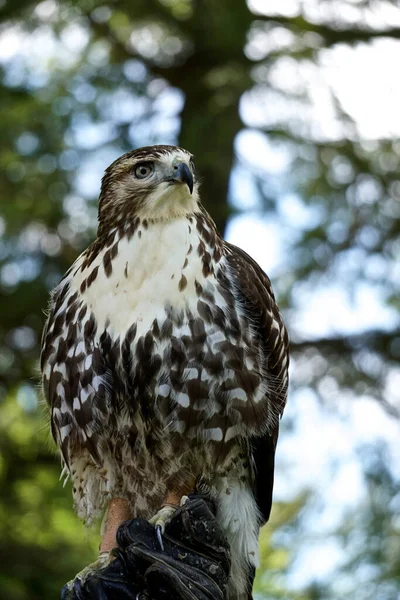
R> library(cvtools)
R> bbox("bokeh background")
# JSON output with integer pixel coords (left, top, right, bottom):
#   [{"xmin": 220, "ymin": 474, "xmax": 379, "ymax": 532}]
[{"xmin": 1, "ymin": 0, "xmax": 400, "ymax": 598}]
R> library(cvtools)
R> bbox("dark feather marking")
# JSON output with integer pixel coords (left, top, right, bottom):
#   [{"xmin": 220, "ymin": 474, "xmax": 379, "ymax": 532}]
[
  {"xmin": 111, "ymin": 242, "xmax": 119, "ymax": 259},
  {"xmin": 194, "ymin": 280, "xmax": 203, "ymax": 296},
  {"xmin": 52, "ymin": 282, "xmax": 70, "ymax": 314},
  {"xmin": 178, "ymin": 274, "xmax": 187, "ymax": 291},
  {"xmin": 67, "ymin": 292, "xmax": 78, "ymax": 307},
  {"xmin": 103, "ymin": 249, "xmax": 113, "ymax": 277},
  {"xmin": 202, "ymin": 251, "xmax": 212, "ymax": 277},
  {"xmin": 197, "ymin": 300, "xmax": 213, "ymax": 324},
  {"xmin": 84, "ymin": 314, "xmax": 97, "ymax": 339},
  {"xmin": 52, "ymin": 313, "xmax": 65, "ymax": 338},
  {"xmin": 66, "ymin": 302, "xmax": 78, "ymax": 322},
  {"xmin": 126, "ymin": 217, "xmax": 139, "ymax": 241},
  {"xmin": 78, "ymin": 305, "xmax": 87, "ymax": 320}
]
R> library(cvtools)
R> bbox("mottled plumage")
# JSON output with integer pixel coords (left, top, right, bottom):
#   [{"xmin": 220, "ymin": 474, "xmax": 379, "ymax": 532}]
[{"xmin": 41, "ymin": 145, "xmax": 289, "ymax": 599}]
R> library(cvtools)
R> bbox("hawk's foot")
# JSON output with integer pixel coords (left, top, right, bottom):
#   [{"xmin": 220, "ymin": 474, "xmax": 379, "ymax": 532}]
[
  {"xmin": 62, "ymin": 551, "xmax": 112, "ymax": 599},
  {"xmin": 149, "ymin": 495, "xmax": 189, "ymax": 550}
]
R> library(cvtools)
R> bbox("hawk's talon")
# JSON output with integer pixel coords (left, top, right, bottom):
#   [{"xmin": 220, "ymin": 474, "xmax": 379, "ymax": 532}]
[
  {"xmin": 62, "ymin": 552, "xmax": 112, "ymax": 598},
  {"xmin": 156, "ymin": 524, "xmax": 164, "ymax": 551},
  {"xmin": 149, "ymin": 503, "xmax": 180, "ymax": 550}
]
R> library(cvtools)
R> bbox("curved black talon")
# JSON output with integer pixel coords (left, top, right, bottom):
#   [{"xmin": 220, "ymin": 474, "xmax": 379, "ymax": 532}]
[{"xmin": 155, "ymin": 524, "xmax": 164, "ymax": 551}]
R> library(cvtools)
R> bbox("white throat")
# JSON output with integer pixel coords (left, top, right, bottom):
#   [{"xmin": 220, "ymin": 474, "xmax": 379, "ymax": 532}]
[{"xmin": 138, "ymin": 182, "xmax": 200, "ymax": 220}]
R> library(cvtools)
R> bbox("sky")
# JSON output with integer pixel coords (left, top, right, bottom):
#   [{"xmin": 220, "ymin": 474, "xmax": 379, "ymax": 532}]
[{"xmin": 1, "ymin": 0, "xmax": 400, "ymax": 593}]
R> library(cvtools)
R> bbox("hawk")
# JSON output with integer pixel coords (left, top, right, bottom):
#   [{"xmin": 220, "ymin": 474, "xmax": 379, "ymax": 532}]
[{"xmin": 41, "ymin": 145, "xmax": 289, "ymax": 599}]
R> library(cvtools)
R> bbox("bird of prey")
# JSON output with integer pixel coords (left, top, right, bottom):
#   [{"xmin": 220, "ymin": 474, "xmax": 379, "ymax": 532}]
[{"xmin": 41, "ymin": 145, "xmax": 289, "ymax": 599}]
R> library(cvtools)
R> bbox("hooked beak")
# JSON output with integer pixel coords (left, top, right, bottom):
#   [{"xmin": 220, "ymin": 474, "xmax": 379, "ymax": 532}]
[{"xmin": 170, "ymin": 162, "xmax": 194, "ymax": 194}]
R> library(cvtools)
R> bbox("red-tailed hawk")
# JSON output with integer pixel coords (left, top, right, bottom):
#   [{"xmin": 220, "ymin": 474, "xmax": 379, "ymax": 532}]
[{"xmin": 41, "ymin": 145, "xmax": 289, "ymax": 599}]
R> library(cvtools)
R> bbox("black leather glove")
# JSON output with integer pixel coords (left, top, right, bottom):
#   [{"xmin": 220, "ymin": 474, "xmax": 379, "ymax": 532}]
[{"xmin": 62, "ymin": 495, "xmax": 231, "ymax": 600}]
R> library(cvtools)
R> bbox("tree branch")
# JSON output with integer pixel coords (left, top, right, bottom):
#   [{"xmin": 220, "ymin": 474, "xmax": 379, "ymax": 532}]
[
  {"xmin": 254, "ymin": 14, "xmax": 400, "ymax": 48},
  {"xmin": 290, "ymin": 328, "xmax": 400, "ymax": 359}
]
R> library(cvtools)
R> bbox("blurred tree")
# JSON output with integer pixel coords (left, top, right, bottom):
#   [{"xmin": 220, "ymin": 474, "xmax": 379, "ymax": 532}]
[
  {"xmin": 254, "ymin": 494, "xmax": 311, "ymax": 600},
  {"xmin": 0, "ymin": 393, "xmax": 99, "ymax": 599},
  {"xmin": 298, "ymin": 444, "xmax": 400, "ymax": 600},
  {"xmin": 0, "ymin": 0, "xmax": 399, "ymax": 598}
]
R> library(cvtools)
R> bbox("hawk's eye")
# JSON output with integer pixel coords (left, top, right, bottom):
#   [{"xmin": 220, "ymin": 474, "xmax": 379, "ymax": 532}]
[
  {"xmin": 190, "ymin": 160, "xmax": 195, "ymax": 173},
  {"xmin": 134, "ymin": 163, "xmax": 154, "ymax": 179}
]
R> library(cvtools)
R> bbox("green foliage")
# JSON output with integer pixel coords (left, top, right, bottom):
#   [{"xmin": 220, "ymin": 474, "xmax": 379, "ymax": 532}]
[
  {"xmin": 254, "ymin": 497, "xmax": 312, "ymax": 599},
  {"xmin": 0, "ymin": 392, "xmax": 99, "ymax": 600}
]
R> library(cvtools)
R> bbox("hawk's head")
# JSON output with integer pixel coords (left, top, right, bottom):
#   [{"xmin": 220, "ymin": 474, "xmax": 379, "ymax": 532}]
[{"xmin": 98, "ymin": 145, "xmax": 199, "ymax": 231}]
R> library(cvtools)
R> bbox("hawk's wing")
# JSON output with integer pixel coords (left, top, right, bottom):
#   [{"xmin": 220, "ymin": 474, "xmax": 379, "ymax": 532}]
[
  {"xmin": 41, "ymin": 276, "xmax": 113, "ymax": 467},
  {"xmin": 224, "ymin": 242, "xmax": 289, "ymax": 523}
]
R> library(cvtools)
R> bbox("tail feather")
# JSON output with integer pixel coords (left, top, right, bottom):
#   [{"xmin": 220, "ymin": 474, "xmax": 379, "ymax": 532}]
[{"xmin": 213, "ymin": 481, "xmax": 260, "ymax": 599}]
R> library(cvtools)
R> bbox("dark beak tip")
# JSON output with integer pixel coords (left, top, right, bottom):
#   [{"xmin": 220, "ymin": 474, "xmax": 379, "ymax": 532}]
[{"xmin": 174, "ymin": 162, "xmax": 194, "ymax": 195}]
